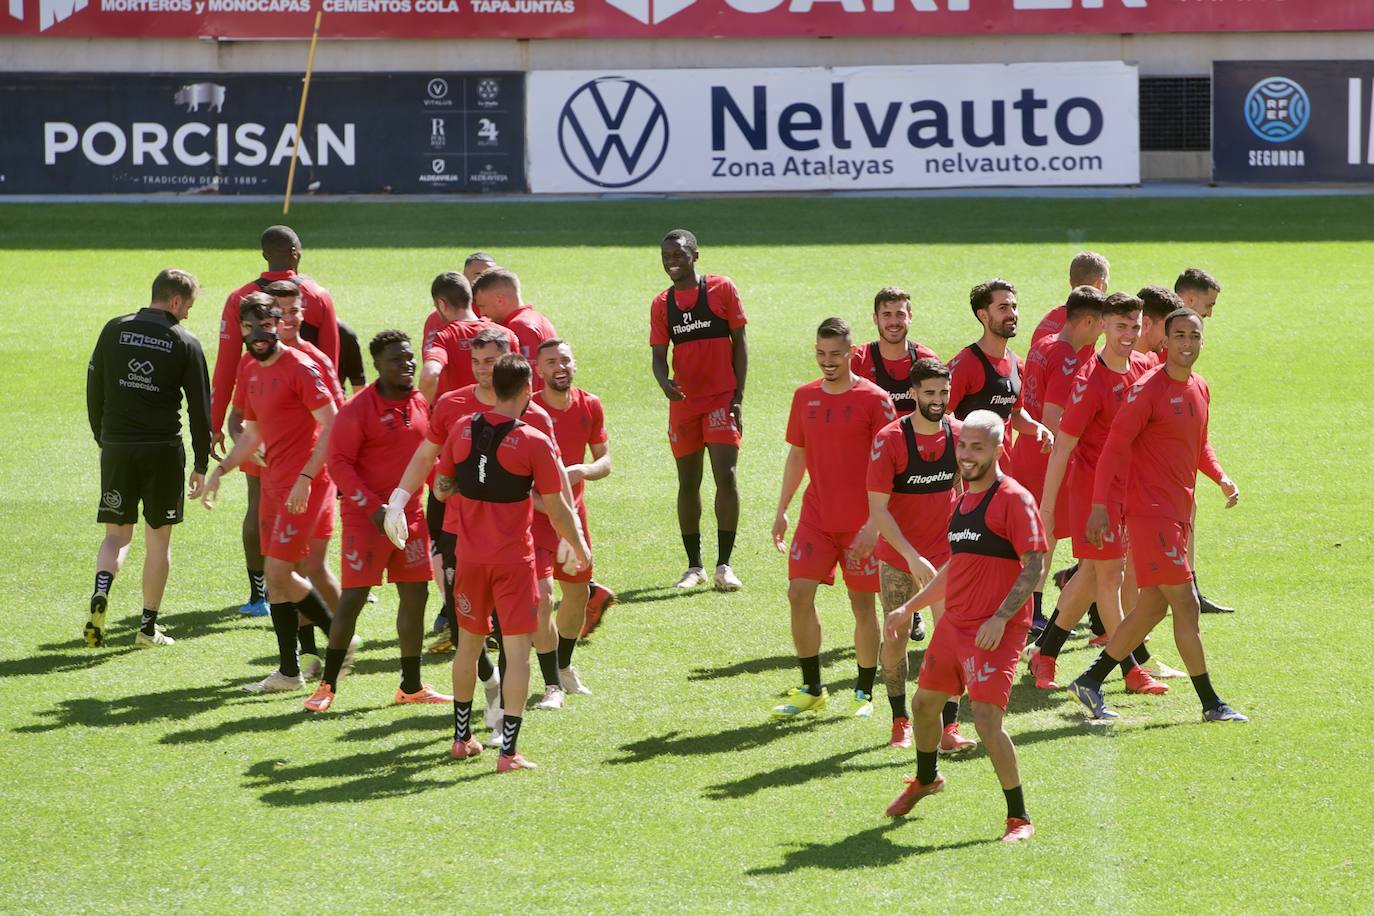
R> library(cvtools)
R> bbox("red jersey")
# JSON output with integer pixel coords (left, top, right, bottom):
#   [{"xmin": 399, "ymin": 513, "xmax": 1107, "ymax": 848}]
[
  {"xmin": 1031, "ymin": 304, "xmax": 1067, "ymax": 345},
  {"xmin": 290, "ymin": 339, "xmax": 345, "ymax": 407},
  {"xmin": 533, "ymin": 387, "xmax": 608, "ymax": 508},
  {"xmin": 649, "ymin": 274, "xmax": 747, "ymax": 400},
  {"xmin": 422, "ymin": 310, "xmax": 447, "ymax": 354},
  {"xmin": 328, "ymin": 384, "xmax": 430, "ymax": 520},
  {"xmin": 850, "ymin": 340, "xmax": 940, "ymax": 416},
  {"xmin": 1010, "ymin": 337, "xmax": 1088, "ymax": 491},
  {"xmin": 786, "ymin": 378, "xmax": 896, "ymax": 532},
  {"xmin": 947, "ymin": 344, "xmax": 1022, "ymax": 454},
  {"xmin": 499, "ymin": 306, "xmax": 558, "ymax": 391},
  {"xmin": 1058, "ymin": 351, "xmax": 1155, "ymax": 477},
  {"xmin": 435, "ymin": 412, "xmax": 563, "ymax": 564},
  {"xmin": 422, "ymin": 320, "xmax": 519, "ymax": 400},
  {"xmin": 943, "ymin": 475, "xmax": 1047, "ymax": 629},
  {"xmin": 1093, "ymin": 367, "xmax": 1225, "ymax": 524},
  {"xmin": 238, "ymin": 347, "xmax": 335, "ymax": 490},
  {"xmin": 426, "ymin": 385, "xmax": 559, "ymax": 541},
  {"xmin": 211, "ymin": 270, "xmax": 338, "ymax": 433},
  {"xmin": 866, "ymin": 415, "xmax": 961, "ymax": 559}
]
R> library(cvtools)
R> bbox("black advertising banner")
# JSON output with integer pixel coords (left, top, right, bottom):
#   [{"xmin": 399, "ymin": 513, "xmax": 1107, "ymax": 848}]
[
  {"xmin": 0, "ymin": 72, "xmax": 525, "ymax": 194},
  {"xmin": 1213, "ymin": 61, "xmax": 1374, "ymax": 184}
]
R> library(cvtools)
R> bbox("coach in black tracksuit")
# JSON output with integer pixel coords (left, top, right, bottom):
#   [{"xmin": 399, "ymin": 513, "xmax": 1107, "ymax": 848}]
[{"xmin": 83, "ymin": 268, "xmax": 212, "ymax": 649}]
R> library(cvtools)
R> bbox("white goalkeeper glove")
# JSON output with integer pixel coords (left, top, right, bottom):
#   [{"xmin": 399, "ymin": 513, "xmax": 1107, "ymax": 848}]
[
  {"xmin": 556, "ymin": 538, "xmax": 580, "ymax": 576},
  {"xmin": 383, "ymin": 487, "xmax": 411, "ymax": 550}
]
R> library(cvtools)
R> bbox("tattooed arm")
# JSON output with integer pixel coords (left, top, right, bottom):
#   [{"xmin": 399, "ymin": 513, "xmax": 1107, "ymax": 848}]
[
  {"xmin": 974, "ymin": 551, "xmax": 1044, "ymax": 650},
  {"xmin": 432, "ymin": 473, "xmax": 456, "ymax": 502}
]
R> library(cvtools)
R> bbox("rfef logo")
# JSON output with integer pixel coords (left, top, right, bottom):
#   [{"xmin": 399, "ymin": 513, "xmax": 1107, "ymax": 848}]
[
  {"xmin": 557, "ymin": 77, "xmax": 669, "ymax": 188},
  {"xmin": 1244, "ymin": 77, "xmax": 1310, "ymax": 142}
]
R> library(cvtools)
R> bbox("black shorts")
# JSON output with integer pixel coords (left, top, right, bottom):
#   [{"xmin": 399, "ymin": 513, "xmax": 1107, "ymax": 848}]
[
  {"xmin": 426, "ymin": 490, "xmax": 449, "ymax": 555},
  {"xmin": 98, "ymin": 442, "xmax": 185, "ymax": 528}
]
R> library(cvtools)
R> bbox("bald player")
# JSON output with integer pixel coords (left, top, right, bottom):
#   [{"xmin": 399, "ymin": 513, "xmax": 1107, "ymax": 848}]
[{"xmin": 882, "ymin": 410, "xmax": 1046, "ymax": 843}]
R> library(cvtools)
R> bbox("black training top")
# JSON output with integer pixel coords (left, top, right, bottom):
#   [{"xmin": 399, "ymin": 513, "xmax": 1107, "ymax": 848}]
[
  {"xmin": 86, "ymin": 307, "xmax": 212, "ymax": 473},
  {"xmin": 335, "ymin": 320, "xmax": 367, "ymax": 391}
]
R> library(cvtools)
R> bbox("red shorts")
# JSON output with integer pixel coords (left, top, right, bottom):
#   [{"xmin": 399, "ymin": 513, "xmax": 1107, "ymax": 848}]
[
  {"xmin": 453, "ymin": 560, "xmax": 538, "ymax": 636},
  {"xmin": 1069, "ymin": 468, "xmax": 1125, "ymax": 560},
  {"xmin": 874, "ymin": 536, "xmax": 950, "ymax": 575},
  {"xmin": 668, "ymin": 391, "xmax": 740, "ymax": 459},
  {"xmin": 339, "ymin": 507, "xmax": 432, "ymax": 589},
  {"xmin": 533, "ymin": 505, "xmax": 593, "ymax": 583},
  {"xmin": 1012, "ymin": 444, "xmax": 1048, "ymax": 503},
  {"xmin": 917, "ymin": 617, "xmax": 1028, "ymax": 710},
  {"xmin": 1127, "ymin": 516, "xmax": 1193, "ymax": 588},
  {"xmin": 787, "ymin": 521, "xmax": 879, "ymax": 593},
  {"xmin": 261, "ymin": 476, "xmax": 336, "ymax": 563},
  {"xmin": 242, "ymin": 460, "xmax": 261, "ymax": 478}
]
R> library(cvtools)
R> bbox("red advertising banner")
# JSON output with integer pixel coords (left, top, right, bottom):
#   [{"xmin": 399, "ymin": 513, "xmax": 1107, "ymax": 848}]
[{"xmin": 2, "ymin": 0, "xmax": 1370, "ymax": 40}]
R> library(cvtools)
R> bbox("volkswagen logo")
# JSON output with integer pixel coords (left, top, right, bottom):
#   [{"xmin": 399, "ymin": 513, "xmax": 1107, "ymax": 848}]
[
  {"xmin": 1244, "ymin": 77, "xmax": 1310, "ymax": 143},
  {"xmin": 558, "ymin": 77, "xmax": 669, "ymax": 189}
]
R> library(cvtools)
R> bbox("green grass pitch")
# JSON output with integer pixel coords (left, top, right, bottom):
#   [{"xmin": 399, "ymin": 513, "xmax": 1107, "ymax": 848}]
[{"xmin": 0, "ymin": 195, "xmax": 1370, "ymax": 912}]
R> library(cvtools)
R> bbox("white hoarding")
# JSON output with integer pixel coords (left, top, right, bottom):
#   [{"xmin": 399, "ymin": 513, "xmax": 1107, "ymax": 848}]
[{"xmin": 528, "ymin": 62, "xmax": 1139, "ymax": 193}]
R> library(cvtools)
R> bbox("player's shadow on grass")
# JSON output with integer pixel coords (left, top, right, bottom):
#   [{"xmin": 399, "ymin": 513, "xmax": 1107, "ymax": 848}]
[
  {"xmin": 108, "ymin": 605, "xmax": 262, "ymax": 644},
  {"xmin": 746, "ymin": 821, "xmax": 995, "ymax": 875},
  {"xmin": 687, "ymin": 646, "xmax": 855, "ymax": 683},
  {"xmin": 612, "ymin": 586, "xmax": 695, "ymax": 606},
  {"xmin": 703, "ymin": 743, "xmax": 902, "ymax": 800},
  {"xmin": 14, "ymin": 676, "xmax": 255, "ymax": 734},
  {"xmin": 609, "ymin": 717, "xmax": 842, "ymax": 765},
  {"xmin": 245, "ymin": 737, "xmax": 487, "ymax": 806},
  {"xmin": 160, "ymin": 705, "xmax": 371, "ymax": 745}
]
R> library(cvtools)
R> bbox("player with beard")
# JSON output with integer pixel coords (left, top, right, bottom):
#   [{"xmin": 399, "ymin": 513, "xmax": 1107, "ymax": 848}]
[
  {"xmin": 652, "ymin": 229, "xmax": 748, "ymax": 592},
  {"xmin": 1174, "ymin": 268, "xmax": 1235, "ymax": 616},
  {"xmin": 303, "ymin": 331, "xmax": 452, "ymax": 712},
  {"xmin": 851, "ymin": 287, "xmax": 939, "ymax": 418},
  {"xmin": 1012, "ymin": 286, "xmax": 1104, "ymax": 634},
  {"xmin": 866, "ymin": 359, "xmax": 975, "ymax": 753},
  {"xmin": 947, "ymin": 279, "xmax": 1052, "ymax": 472},
  {"xmin": 202, "ymin": 297, "xmax": 353, "ymax": 695},
  {"xmin": 1067, "ymin": 309, "xmax": 1245, "ymax": 723},
  {"xmin": 211, "ymin": 226, "xmax": 338, "ymax": 617},
  {"xmin": 1027, "ymin": 293, "xmax": 1172, "ymax": 694},
  {"xmin": 431, "ymin": 353, "xmax": 591, "ymax": 771},
  {"xmin": 533, "ymin": 339, "xmax": 613, "ymax": 690},
  {"xmin": 882, "ymin": 410, "xmax": 1045, "ymax": 843},
  {"xmin": 387, "ymin": 329, "xmax": 574, "ymax": 735},
  {"xmin": 772, "ymin": 318, "xmax": 895, "ymax": 719},
  {"xmin": 1030, "ymin": 251, "xmax": 1111, "ymax": 345}
]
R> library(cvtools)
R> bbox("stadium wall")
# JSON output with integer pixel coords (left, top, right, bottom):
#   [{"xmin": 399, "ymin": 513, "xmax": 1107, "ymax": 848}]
[{"xmin": 3, "ymin": 30, "xmax": 1371, "ymax": 182}]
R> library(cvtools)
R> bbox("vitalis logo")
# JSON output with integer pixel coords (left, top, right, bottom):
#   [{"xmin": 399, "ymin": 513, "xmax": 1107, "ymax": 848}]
[{"xmin": 558, "ymin": 77, "xmax": 669, "ymax": 188}]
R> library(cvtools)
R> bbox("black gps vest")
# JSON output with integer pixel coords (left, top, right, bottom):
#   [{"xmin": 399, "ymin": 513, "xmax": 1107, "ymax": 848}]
[
  {"xmin": 892, "ymin": 417, "xmax": 958, "ymax": 495},
  {"xmin": 867, "ymin": 341, "xmax": 920, "ymax": 413},
  {"xmin": 953, "ymin": 344, "xmax": 1020, "ymax": 421},
  {"xmin": 666, "ymin": 278, "xmax": 731, "ymax": 346},
  {"xmin": 948, "ymin": 477, "xmax": 1019, "ymax": 560},
  {"xmin": 453, "ymin": 413, "xmax": 533, "ymax": 504}
]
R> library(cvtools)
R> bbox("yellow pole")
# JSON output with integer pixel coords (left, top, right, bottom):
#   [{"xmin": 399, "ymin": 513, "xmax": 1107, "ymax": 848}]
[{"xmin": 282, "ymin": 9, "xmax": 323, "ymax": 216}]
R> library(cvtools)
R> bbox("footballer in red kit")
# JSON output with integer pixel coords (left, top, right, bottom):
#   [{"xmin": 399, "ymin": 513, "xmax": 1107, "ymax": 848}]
[
  {"xmin": 1030, "ymin": 251, "xmax": 1110, "ymax": 346},
  {"xmin": 532, "ymin": 338, "xmax": 614, "ymax": 702},
  {"xmin": 1068, "ymin": 308, "xmax": 1245, "ymax": 724},
  {"xmin": 202, "ymin": 296, "xmax": 341, "ymax": 696},
  {"xmin": 304, "ymin": 330, "xmax": 452, "ymax": 713},
  {"xmin": 471, "ymin": 267, "xmax": 557, "ymax": 389},
  {"xmin": 431, "ymin": 353, "xmax": 590, "ymax": 771},
  {"xmin": 1011, "ymin": 286, "xmax": 1104, "ymax": 627},
  {"xmin": 882, "ymin": 410, "xmax": 1045, "ymax": 842},
  {"xmin": 772, "ymin": 318, "xmax": 896, "ymax": 720},
  {"xmin": 1027, "ymin": 293, "xmax": 1169, "ymax": 697},
  {"xmin": 651, "ymin": 229, "xmax": 748, "ymax": 592},
  {"xmin": 419, "ymin": 272, "xmax": 519, "ymax": 405},
  {"xmin": 866, "ymin": 358, "xmax": 975, "ymax": 752},
  {"xmin": 946, "ymin": 279, "xmax": 1053, "ymax": 471},
  {"xmin": 851, "ymin": 286, "xmax": 939, "ymax": 417}
]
